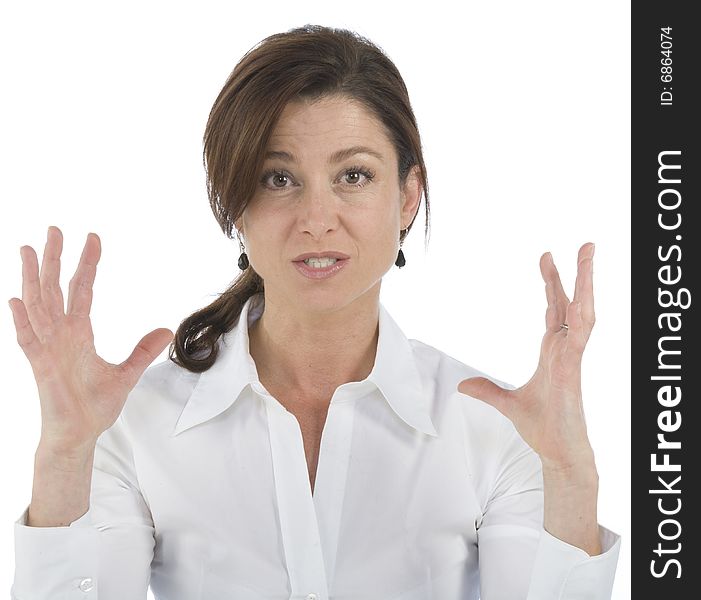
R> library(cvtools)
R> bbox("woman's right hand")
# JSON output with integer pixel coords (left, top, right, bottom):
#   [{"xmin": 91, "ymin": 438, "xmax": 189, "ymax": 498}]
[{"xmin": 8, "ymin": 226, "xmax": 174, "ymax": 455}]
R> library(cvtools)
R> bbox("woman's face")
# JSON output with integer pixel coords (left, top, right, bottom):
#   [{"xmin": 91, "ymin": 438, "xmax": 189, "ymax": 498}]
[{"xmin": 237, "ymin": 94, "xmax": 421, "ymax": 313}]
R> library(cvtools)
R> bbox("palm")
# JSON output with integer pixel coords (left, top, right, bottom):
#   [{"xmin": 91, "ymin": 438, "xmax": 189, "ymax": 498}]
[
  {"xmin": 458, "ymin": 243, "xmax": 596, "ymax": 470},
  {"xmin": 32, "ymin": 311, "xmax": 127, "ymax": 446}
]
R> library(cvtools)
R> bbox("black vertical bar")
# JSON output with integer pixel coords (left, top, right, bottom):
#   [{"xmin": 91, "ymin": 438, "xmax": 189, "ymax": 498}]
[{"xmin": 631, "ymin": 2, "xmax": 698, "ymax": 596}]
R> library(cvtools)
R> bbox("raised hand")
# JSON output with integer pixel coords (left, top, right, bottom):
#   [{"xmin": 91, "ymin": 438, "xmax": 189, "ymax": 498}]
[
  {"xmin": 8, "ymin": 226, "xmax": 174, "ymax": 454},
  {"xmin": 457, "ymin": 243, "xmax": 597, "ymax": 472}
]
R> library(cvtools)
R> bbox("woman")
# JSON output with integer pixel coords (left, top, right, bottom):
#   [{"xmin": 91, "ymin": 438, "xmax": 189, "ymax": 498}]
[{"xmin": 10, "ymin": 24, "xmax": 620, "ymax": 599}]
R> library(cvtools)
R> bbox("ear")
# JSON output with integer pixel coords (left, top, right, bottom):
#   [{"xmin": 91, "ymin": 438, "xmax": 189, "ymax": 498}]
[
  {"xmin": 233, "ymin": 215, "xmax": 244, "ymax": 238},
  {"xmin": 399, "ymin": 165, "xmax": 423, "ymax": 230}
]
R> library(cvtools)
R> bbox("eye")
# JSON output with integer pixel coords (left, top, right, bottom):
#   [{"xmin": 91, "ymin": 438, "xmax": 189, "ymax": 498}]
[
  {"xmin": 341, "ymin": 166, "xmax": 375, "ymax": 188},
  {"xmin": 260, "ymin": 169, "xmax": 292, "ymax": 190}
]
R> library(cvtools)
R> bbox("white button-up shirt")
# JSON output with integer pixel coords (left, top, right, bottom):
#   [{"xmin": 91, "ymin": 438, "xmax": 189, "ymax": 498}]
[{"xmin": 13, "ymin": 292, "xmax": 620, "ymax": 599}]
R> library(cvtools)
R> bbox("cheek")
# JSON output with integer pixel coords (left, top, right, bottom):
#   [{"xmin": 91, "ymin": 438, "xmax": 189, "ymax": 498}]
[
  {"xmin": 354, "ymin": 200, "xmax": 402, "ymax": 248},
  {"xmin": 241, "ymin": 211, "xmax": 285, "ymax": 271},
  {"xmin": 243, "ymin": 203, "xmax": 284, "ymax": 241},
  {"xmin": 359, "ymin": 221, "xmax": 400, "ymax": 265}
]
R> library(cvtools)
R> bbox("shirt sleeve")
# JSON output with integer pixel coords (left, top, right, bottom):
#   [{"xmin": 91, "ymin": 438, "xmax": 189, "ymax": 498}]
[
  {"xmin": 12, "ymin": 413, "xmax": 155, "ymax": 600},
  {"xmin": 476, "ymin": 418, "xmax": 621, "ymax": 600}
]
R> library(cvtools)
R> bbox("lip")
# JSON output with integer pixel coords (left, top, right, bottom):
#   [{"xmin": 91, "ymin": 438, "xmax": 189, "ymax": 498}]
[
  {"xmin": 293, "ymin": 256, "xmax": 349, "ymax": 280},
  {"xmin": 292, "ymin": 251, "xmax": 351, "ymax": 261}
]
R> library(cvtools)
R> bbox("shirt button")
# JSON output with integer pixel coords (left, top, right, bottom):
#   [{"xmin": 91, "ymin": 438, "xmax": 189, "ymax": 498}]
[
  {"xmin": 79, "ymin": 578, "xmax": 94, "ymax": 592},
  {"xmin": 306, "ymin": 595, "xmax": 318, "ymax": 600}
]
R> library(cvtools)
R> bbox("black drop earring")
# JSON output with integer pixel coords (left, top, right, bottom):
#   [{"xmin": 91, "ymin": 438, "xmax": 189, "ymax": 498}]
[
  {"xmin": 237, "ymin": 233, "xmax": 249, "ymax": 270},
  {"xmin": 395, "ymin": 229, "xmax": 406, "ymax": 268}
]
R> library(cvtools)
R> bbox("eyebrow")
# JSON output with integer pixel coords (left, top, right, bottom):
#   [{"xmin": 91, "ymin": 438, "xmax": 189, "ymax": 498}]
[{"xmin": 264, "ymin": 145, "xmax": 385, "ymax": 164}]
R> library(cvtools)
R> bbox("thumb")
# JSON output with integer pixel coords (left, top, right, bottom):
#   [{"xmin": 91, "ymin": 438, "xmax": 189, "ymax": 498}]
[
  {"xmin": 120, "ymin": 328, "xmax": 174, "ymax": 388},
  {"xmin": 457, "ymin": 376, "xmax": 510, "ymax": 414}
]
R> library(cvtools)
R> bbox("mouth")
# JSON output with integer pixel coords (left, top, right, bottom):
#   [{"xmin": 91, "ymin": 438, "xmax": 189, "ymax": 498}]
[
  {"xmin": 292, "ymin": 255, "xmax": 349, "ymax": 279},
  {"xmin": 292, "ymin": 251, "xmax": 351, "ymax": 265},
  {"xmin": 300, "ymin": 256, "xmax": 341, "ymax": 269}
]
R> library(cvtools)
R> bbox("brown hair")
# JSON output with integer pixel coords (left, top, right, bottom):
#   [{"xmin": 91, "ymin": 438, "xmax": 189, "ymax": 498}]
[{"xmin": 169, "ymin": 24, "xmax": 431, "ymax": 373}]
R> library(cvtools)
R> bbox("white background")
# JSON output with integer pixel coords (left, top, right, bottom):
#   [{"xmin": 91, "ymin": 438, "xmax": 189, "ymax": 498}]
[{"xmin": 0, "ymin": 1, "xmax": 630, "ymax": 597}]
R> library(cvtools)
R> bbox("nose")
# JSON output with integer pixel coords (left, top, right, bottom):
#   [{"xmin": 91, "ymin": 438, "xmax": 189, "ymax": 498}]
[{"xmin": 296, "ymin": 181, "xmax": 340, "ymax": 240}]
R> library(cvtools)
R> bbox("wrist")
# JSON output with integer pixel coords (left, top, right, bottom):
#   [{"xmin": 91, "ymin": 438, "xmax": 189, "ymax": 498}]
[
  {"xmin": 540, "ymin": 447, "xmax": 599, "ymax": 486},
  {"xmin": 36, "ymin": 437, "xmax": 97, "ymax": 471}
]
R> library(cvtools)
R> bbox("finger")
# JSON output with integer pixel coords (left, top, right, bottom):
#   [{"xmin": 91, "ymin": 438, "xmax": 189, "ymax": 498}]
[
  {"xmin": 20, "ymin": 245, "xmax": 54, "ymax": 338},
  {"xmin": 540, "ymin": 253, "xmax": 559, "ymax": 332},
  {"xmin": 39, "ymin": 226, "xmax": 66, "ymax": 321},
  {"xmin": 573, "ymin": 243, "xmax": 595, "ymax": 339},
  {"xmin": 457, "ymin": 376, "xmax": 512, "ymax": 418},
  {"xmin": 8, "ymin": 298, "xmax": 42, "ymax": 362},
  {"xmin": 547, "ymin": 252, "xmax": 571, "ymax": 313},
  {"xmin": 561, "ymin": 301, "xmax": 587, "ymax": 375},
  {"xmin": 119, "ymin": 328, "xmax": 174, "ymax": 389},
  {"xmin": 540, "ymin": 252, "xmax": 569, "ymax": 332},
  {"xmin": 66, "ymin": 233, "xmax": 101, "ymax": 318}
]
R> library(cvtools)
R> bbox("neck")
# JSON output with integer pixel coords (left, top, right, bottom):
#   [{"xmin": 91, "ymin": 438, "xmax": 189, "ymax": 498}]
[{"xmin": 248, "ymin": 286, "xmax": 380, "ymax": 407}]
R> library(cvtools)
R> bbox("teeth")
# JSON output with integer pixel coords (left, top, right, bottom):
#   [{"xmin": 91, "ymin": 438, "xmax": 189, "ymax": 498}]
[{"xmin": 303, "ymin": 257, "xmax": 338, "ymax": 268}]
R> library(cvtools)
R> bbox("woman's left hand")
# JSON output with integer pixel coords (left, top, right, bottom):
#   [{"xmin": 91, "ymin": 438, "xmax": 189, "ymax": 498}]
[{"xmin": 457, "ymin": 242, "xmax": 597, "ymax": 471}]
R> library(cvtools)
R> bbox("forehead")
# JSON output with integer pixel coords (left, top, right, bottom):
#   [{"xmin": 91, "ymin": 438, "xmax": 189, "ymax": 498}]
[{"xmin": 266, "ymin": 96, "xmax": 394, "ymax": 155}]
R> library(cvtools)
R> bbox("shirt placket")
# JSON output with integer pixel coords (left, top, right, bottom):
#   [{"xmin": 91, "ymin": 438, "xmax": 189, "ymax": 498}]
[
  {"xmin": 263, "ymin": 392, "xmax": 330, "ymax": 600},
  {"xmin": 312, "ymin": 394, "xmax": 355, "ymax": 589}
]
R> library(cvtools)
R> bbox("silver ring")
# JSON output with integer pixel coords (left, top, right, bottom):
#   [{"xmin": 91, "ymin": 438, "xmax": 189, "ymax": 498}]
[{"xmin": 560, "ymin": 323, "xmax": 569, "ymax": 331}]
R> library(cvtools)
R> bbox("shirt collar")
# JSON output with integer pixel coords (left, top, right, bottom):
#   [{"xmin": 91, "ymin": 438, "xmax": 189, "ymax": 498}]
[{"xmin": 172, "ymin": 293, "xmax": 437, "ymax": 437}]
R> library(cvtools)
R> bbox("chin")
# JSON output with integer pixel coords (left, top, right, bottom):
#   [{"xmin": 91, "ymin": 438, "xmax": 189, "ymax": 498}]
[
  {"xmin": 297, "ymin": 280, "xmax": 382, "ymax": 312},
  {"xmin": 290, "ymin": 287, "xmax": 352, "ymax": 313}
]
